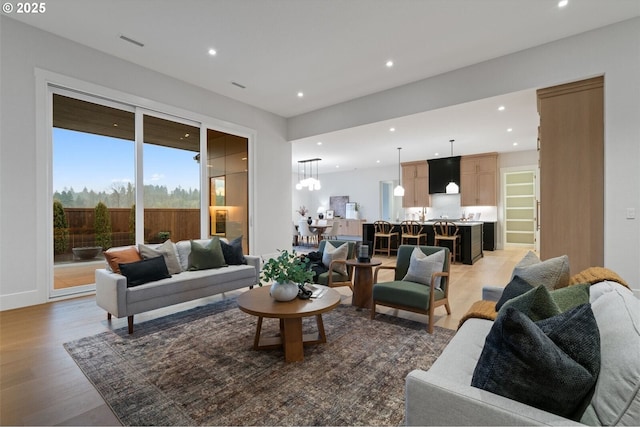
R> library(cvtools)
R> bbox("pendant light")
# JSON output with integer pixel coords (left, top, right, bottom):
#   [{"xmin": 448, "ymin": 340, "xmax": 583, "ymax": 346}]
[
  {"xmin": 393, "ymin": 147, "xmax": 405, "ymax": 196},
  {"xmin": 445, "ymin": 139, "xmax": 460, "ymax": 194},
  {"xmin": 295, "ymin": 158, "xmax": 321, "ymax": 191}
]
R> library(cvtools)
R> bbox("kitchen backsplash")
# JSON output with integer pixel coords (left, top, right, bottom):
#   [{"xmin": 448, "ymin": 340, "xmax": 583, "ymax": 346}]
[{"xmin": 403, "ymin": 194, "xmax": 498, "ymax": 222}]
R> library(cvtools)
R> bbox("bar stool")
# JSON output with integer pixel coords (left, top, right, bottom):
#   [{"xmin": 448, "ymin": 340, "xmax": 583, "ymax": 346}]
[
  {"xmin": 433, "ymin": 220, "xmax": 461, "ymax": 264},
  {"xmin": 373, "ymin": 220, "xmax": 399, "ymax": 256},
  {"xmin": 400, "ymin": 220, "xmax": 427, "ymax": 245}
]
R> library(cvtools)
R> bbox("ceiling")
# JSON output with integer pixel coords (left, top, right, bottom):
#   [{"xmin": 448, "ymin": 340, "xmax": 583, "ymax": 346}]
[{"xmin": 9, "ymin": 0, "xmax": 639, "ymax": 173}]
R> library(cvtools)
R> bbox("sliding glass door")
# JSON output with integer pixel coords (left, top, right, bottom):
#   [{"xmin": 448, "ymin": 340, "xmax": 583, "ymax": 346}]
[{"xmin": 50, "ymin": 87, "xmax": 250, "ymax": 298}]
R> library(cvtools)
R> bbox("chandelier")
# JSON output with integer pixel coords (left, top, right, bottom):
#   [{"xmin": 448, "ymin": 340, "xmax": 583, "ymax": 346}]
[{"xmin": 295, "ymin": 158, "xmax": 322, "ymax": 191}]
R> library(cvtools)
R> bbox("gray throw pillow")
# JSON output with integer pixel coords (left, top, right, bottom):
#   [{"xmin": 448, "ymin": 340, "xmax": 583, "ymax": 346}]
[
  {"xmin": 402, "ymin": 247, "xmax": 445, "ymax": 288},
  {"xmin": 322, "ymin": 242, "xmax": 348, "ymax": 276},
  {"xmin": 471, "ymin": 304, "xmax": 601, "ymax": 421},
  {"xmin": 188, "ymin": 238, "xmax": 227, "ymax": 270},
  {"xmin": 511, "ymin": 251, "xmax": 570, "ymax": 290},
  {"xmin": 138, "ymin": 239, "xmax": 182, "ymax": 275}
]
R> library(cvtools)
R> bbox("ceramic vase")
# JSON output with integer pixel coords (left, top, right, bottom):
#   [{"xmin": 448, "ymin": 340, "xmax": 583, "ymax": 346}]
[{"xmin": 270, "ymin": 281, "xmax": 299, "ymax": 301}]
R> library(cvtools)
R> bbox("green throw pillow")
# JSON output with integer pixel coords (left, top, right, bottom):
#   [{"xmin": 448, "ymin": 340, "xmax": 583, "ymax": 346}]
[
  {"xmin": 472, "ymin": 304, "xmax": 601, "ymax": 421},
  {"xmin": 550, "ymin": 283, "xmax": 591, "ymax": 312},
  {"xmin": 499, "ymin": 285, "xmax": 561, "ymax": 322},
  {"xmin": 189, "ymin": 238, "xmax": 227, "ymax": 270}
]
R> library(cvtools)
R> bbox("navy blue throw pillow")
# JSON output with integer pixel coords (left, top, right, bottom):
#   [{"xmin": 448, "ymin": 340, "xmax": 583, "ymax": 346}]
[
  {"xmin": 471, "ymin": 304, "xmax": 600, "ymax": 421},
  {"xmin": 119, "ymin": 256, "xmax": 170, "ymax": 287},
  {"xmin": 495, "ymin": 275, "xmax": 534, "ymax": 311},
  {"xmin": 220, "ymin": 236, "xmax": 246, "ymax": 265}
]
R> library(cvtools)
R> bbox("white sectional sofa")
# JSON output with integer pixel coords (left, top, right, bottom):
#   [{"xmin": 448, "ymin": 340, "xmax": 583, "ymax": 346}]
[
  {"xmin": 96, "ymin": 239, "xmax": 260, "ymax": 333},
  {"xmin": 405, "ymin": 280, "xmax": 640, "ymax": 426}
]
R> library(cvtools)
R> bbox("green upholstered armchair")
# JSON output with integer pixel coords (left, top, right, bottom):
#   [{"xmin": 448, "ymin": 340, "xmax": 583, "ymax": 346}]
[
  {"xmin": 371, "ymin": 245, "xmax": 451, "ymax": 333},
  {"xmin": 315, "ymin": 240, "xmax": 356, "ymax": 290}
]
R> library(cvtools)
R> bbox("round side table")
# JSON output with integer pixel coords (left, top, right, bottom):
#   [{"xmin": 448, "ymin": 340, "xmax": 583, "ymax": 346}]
[{"xmin": 346, "ymin": 258, "xmax": 382, "ymax": 309}]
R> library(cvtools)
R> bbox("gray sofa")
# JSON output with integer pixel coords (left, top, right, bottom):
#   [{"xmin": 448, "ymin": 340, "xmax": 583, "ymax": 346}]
[
  {"xmin": 96, "ymin": 239, "xmax": 260, "ymax": 333},
  {"xmin": 405, "ymin": 280, "xmax": 640, "ymax": 426}
]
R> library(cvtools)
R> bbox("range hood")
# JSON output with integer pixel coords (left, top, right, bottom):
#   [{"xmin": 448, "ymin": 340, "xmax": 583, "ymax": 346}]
[{"xmin": 427, "ymin": 156, "xmax": 460, "ymax": 194}]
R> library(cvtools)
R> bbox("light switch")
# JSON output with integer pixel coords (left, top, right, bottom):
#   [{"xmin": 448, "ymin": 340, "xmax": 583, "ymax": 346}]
[{"xmin": 627, "ymin": 208, "xmax": 636, "ymax": 219}]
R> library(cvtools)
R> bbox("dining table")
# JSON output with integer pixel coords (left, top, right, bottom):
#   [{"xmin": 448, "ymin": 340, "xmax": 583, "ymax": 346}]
[{"xmin": 309, "ymin": 224, "xmax": 331, "ymax": 244}]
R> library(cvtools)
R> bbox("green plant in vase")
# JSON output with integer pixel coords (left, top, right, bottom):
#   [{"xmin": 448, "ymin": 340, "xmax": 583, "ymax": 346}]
[{"xmin": 261, "ymin": 250, "xmax": 314, "ymax": 301}]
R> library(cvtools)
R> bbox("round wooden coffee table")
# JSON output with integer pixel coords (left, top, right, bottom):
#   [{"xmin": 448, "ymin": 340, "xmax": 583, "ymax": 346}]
[{"xmin": 237, "ymin": 285, "xmax": 340, "ymax": 362}]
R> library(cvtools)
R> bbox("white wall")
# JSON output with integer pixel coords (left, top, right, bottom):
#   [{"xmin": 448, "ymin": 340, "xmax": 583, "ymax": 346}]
[
  {"xmin": 0, "ymin": 17, "xmax": 291, "ymax": 309},
  {"xmin": 289, "ymin": 18, "xmax": 640, "ymax": 288}
]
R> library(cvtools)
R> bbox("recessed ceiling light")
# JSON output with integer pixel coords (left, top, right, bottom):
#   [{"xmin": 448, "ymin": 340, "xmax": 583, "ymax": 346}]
[
  {"xmin": 507, "ymin": 128, "xmax": 513, "ymax": 132},
  {"xmin": 317, "ymin": 141, "xmax": 322, "ymax": 145},
  {"xmin": 376, "ymin": 160, "xmax": 381, "ymax": 163},
  {"xmin": 513, "ymin": 142, "xmax": 519, "ymax": 146},
  {"xmin": 386, "ymin": 60, "xmax": 394, "ymax": 68},
  {"xmin": 558, "ymin": 0, "xmax": 568, "ymax": 8},
  {"xmin": 335, "ymin": 165, "xmax": 340, "ymax": 168},
  {"xmin": 297, "ymin": 92, "xmax": 304, "ymax": 98},
  {"xmin": 434, "ymin": 152, "xmax": 439, "ymax": 156},
  {"xmin": 389, "ymin": 127, "xmax": 395, "ymax": 132},
  {"xmin": 498, "ymin": 106, "xmax": 505, "ymax": 111},
  {"xmin": 208, "ymin": 48, "xmax": 217, "ymax": 56}
]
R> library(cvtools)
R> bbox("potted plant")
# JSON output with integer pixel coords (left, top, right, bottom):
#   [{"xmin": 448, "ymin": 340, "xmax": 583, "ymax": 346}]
[
  {"xmin": 261, "ymin": 250, "xmax": 314, "ymax": 301},
  {"xmin": 296, "ymin": 205, "xmax": 309, "ymax": 217}
]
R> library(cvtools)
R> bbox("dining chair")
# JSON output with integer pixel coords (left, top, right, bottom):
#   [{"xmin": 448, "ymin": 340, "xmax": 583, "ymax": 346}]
[
  {"xmin": 373, "ymin": 220, "xmax": 399, "ymax": 256},
  {"xmin": 322, "ymin": 221, "xmax": 339, "ymax": 240},
  {"xmin": 433, "ymin": 220, "xmax": 461, "ymax": 264},
  {"xmin": 298, "ymin": 219, "xmax": 317, "ymax": 247},
  {"xmin": 401, "ymin": 220, "xmax": 427, "ymax": 245},
  {"xmin": 292, "ymin": 221, "xmax": 300, "ymax": 246}
]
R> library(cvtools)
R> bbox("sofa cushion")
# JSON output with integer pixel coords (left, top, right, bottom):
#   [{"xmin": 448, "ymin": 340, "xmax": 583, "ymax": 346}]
[
  {"xmin": 138, "ymin": 240, "xmax": 182, "ymax": 275},
  {"xmin": 499, "ymin": 285, "xmax": 561, "ymax": 322},
  {"xmin": 372, "ymin": 280, "xmax": 446, "ymax": 311},
  {"xmin": 550, "ymin": 283, "xmax": 590, "ymax": 312},
  {"xmin": 188, "ymin": 238, "xmax": 227, "ymax": 271},
  {"xmin": 586, "ymin": 282, "xmax": 640, "ymax": 426},
  {"xmin": 402, "ymin": 247, "xmax": 445, "ymax": 288},
  {"xmin": 220, "ymin": 236, "xmax": 247, "ymax": 265},
  {"xmin": 104, "ymin": 246, "xmax": 142, "ymax": 274},
  {"xmin": 322, "ymin": 241, "xmax": 348, "ymax": 275},
  {"xmin": 119, "ymin": 256, "xmax": 171, "ymax": 287},
  {"xmin": 511, "ymin": 251, "xmax": 570, "ymax": 290},
  {"xmin": 472, "ymin": 304, "xmax": 601, "ymax": 421},
  {"xmin": 495, "ymin": 275, "xmax": 533, "ymax": 311}
]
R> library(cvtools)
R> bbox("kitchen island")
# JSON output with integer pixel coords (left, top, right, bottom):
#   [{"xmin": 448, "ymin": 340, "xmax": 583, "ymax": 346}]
[{"xmin": 362, "ymin": 221, "xmax": 484, "ymax": 265}]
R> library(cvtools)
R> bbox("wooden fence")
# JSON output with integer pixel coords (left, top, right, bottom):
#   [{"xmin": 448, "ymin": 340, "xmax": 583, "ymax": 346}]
[{"xmin": 60, "ymin": 207, "xmax": 200, "ymax": 252}]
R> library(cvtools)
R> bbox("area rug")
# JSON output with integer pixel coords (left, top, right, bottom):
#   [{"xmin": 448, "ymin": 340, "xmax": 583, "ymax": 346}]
[{"xmin": 64, "ymin": 297, "xmax": 456, "ymax": 426}]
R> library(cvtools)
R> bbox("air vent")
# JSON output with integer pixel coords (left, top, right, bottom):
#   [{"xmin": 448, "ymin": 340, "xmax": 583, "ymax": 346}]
[
  {"xmin": 119, "ymin": 34, "xmax": 144, "ymax": 47},
  {"xmin": 231, "ymin": 81, "xmax": 247, "ymax": 89}
]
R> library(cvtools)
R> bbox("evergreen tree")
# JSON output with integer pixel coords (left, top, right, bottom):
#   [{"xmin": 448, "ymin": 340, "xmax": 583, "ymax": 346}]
[
  {"xmin": 94, "ymin": 201, "xmax": 112, "ymax": 249},
  {"xmin": 53, "ymin": 200, "xmax": 69, "ymax": 254}
]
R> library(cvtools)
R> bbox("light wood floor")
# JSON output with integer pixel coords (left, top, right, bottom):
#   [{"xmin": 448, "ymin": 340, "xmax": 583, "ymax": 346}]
[{"xmin": 0, "ymin": 247, "xmax": 529, "ymax": 426}]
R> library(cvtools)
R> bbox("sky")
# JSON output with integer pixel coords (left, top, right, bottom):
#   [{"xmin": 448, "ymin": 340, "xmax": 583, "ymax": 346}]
[{"xmin": 53, "ymin": 128, "xmax": 200, "ymax": 194}]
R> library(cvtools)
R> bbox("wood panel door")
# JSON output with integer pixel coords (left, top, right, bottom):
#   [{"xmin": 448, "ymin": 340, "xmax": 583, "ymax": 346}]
[{"xmin": 537, "ymin": 76, "xmax": 603, "ymax": 272}]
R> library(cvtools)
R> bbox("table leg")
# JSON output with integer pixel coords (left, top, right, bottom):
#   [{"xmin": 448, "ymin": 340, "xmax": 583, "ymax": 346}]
[
  {"xmin": 352, "ymin": 266, "xmax": 373, "ymax": 309},
  {"xmin": 253, "ymin": 316, "xmax": 263, "ymax": 349},
  {"xmin": 282, "ymin": 317, "xmax": 304, "ymax": 362}
]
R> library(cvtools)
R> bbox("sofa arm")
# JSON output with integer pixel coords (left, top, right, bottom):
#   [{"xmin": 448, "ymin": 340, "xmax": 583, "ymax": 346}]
[
  {"xmin": 95, "ymin": 269, "xmax": 128, "ymax": 318},
  {"xmin": 244, "ymin": 255, "xmax": 261, "ymax": 285},
  {"xmin": 482, "ymin": 285, "xmax": 505, "ymax": 301},
  {"xmin": 405, "ymin": 369, "xmax": 583, "ymax": 426}
]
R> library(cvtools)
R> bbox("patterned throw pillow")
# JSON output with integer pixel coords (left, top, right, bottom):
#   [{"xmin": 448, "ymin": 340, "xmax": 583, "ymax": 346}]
[
  {"xmin": 322, "ymin": 242, "xmax": 348, "ymax": 276},
  {"xmin": 402, "ymin": 247, "xmax": 445, "ymax": 288}
]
